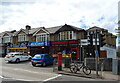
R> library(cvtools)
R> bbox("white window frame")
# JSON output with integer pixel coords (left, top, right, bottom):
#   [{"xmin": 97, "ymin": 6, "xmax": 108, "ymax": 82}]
[
  {"xmin": 59, "ymin": 31, "xmax": 76, "ymax": 40},
  {"xmin": 18, "ymin": 34, "xmax": 27, "ymax": 42},
  {"xmin": 3, "ymin": 36, "xmax": 11, "ymax": 43},
  {"xmin": 36, "ymin": 33, "xmax": 50, "ymax": 42}
]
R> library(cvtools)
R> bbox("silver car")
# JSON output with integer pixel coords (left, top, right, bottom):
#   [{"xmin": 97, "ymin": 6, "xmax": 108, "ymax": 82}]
[{"xmin": 4, "ymin": 52, "xmax": 32, "ymax": 63}]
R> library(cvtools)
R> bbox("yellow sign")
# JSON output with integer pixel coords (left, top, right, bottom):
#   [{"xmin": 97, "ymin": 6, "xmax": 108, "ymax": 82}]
[{"xmin": 9, "ymin": 47, "xmax": 27, "ymax": 50}]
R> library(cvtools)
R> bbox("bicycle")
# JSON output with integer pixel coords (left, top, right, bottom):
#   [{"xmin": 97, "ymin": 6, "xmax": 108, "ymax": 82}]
[{"xmin": 70, "ymin": 61, "xmax": 91, "ymax": 75}]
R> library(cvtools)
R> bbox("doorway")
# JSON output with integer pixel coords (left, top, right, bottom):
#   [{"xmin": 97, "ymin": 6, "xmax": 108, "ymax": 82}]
[{"xmin": 70, "ymin": 47, "xmax": 79, "ymax": 61}]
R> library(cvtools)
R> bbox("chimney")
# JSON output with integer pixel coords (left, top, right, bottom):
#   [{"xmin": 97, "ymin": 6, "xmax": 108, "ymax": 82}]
[
  {"xmin": 26, "ymin": 25, "xmax": 31, "ymax": 30},
  {"xmin": 10, "ymin": 30, "xmax": 16, "ymax": 33}
]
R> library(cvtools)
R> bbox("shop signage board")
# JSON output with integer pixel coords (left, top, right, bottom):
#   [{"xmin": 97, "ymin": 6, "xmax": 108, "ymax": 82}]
[
  {"xmin": 9, "ymin": 43, "xmax": 28, "ymax": 48},
  {"xmin": 28, "ymin": 41, "xmax": 50, "ymax": 47},
  {"xmin": 20, "ymin": 43, "xmax": 28, "ymax": 47},
  {"xmin": 51, "ymin": 40, "xmax": 78, "ymax": 46}
]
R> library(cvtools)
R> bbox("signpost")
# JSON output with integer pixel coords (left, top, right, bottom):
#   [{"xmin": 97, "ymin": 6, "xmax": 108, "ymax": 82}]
[{"xmin": 95, "ymin": 30, "xmax": 99, "ymax": 76}]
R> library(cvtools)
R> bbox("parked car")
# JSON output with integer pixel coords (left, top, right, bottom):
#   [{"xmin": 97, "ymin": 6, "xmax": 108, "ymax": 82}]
[
  {"xmin": 31, "ymin": 54, "xmax": 54, "ymax": 67},
  {"xmin": 4, "ymin": 52, "xmax": 32, "ymax": 63}
]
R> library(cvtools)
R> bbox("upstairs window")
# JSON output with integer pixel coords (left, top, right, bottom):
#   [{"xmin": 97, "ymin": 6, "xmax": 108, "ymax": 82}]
[
  {"xmin": 3, "ymin": 36, "xmax": 11, "ymax": 43},
  {"xmin": 18, "ymin": 34, "xmax": 27, "ymax": 42},
  {"xmin": 36, "ymin": 34, "xmax": 49, "ymax": 41},
  {"xmin": 59, "ymin": 31, "xmax": 76, "ymax": 40}
]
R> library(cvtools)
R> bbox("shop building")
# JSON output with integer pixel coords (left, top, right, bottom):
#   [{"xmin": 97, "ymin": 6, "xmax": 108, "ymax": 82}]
[
  {"xmin": 8, "ymin": 25, "xmax": 40, "ymax": 54},
  {"xmin": 85, "ymin": 26, "xmax": 117, "ymax": 58},
  {"xmin": 0, "ymin": 30, "xmax": 16, "ymax": 57},
  {"xmin": 47, "ymin": 24, "xmax": 87, "ymax": 61}
]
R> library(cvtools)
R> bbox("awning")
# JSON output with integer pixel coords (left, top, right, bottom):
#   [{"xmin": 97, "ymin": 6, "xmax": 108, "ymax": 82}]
[{"xmin": 9, "ymin": 47, "xmax": 27, "ymax": 50}]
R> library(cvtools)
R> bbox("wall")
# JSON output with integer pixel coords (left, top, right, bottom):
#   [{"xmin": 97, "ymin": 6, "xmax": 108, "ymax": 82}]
[{"xmin": 101, "ymin": 46, "xmax": 117, "ymax": 59}]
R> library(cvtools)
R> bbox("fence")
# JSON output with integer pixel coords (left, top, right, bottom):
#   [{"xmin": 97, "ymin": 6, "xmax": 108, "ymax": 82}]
[{"xmin": 53, "ymin": 58, "xmax": 114, "ymax": 78}]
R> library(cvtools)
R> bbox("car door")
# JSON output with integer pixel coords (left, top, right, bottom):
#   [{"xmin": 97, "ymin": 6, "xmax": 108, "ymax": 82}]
[
  {"xmin": 45, "ymin": 54, "xmax": 53, "ymax": 64},
  {"xmin": 44, "ymin": 54, "xmax": 50, "ymax": 64},
  {"xmin": 21, "ymin": 53, "xmax": 28, "ymax": 61},
  {"xmin": 49, "ymin": 55, "xmax": 54, "ymax": 64}
]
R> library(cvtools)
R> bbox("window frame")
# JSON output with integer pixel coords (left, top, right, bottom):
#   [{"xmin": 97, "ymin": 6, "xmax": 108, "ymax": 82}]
[
  {"xmin": 36, "ymin": 33, "xmax": 50, "ymax": 42},
  {"xmin": 59, "ymin": 31, "xmax": 76, "ymax": 40}
]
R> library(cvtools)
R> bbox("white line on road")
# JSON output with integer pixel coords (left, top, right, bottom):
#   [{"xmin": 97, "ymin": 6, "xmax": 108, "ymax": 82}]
[
  {"xmin": 43, "ymin": 74, "xmax": 62, "ymax": 82},
  {"xmin": 0, "ymin": 75, "xmax": 4, "ymax": 78}
]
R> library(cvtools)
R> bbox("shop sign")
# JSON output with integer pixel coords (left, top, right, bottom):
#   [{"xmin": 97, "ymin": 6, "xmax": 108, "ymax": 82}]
[
  {"xmin": 28, "ymin": 41, "xmax": 44, "ymax": 46},
  {"xmin": 45, "ymin": 41, "xmax": 50, "ymax": 46},
  {"xmin": 28, "ymin": 41, "xmax": 50, "ymax": 47},
  {"xmin": 10, "ymin": 43, "xmax": 20, "ymax": 48},
  {"xmin": 20, "ymin": 43, "xmax": 28, "ymax": 47},
  {"xmin": 9, "ymin": 43, "xmax": 28, "ymax": 48},
  {"xmin": 52, "ymin": 40, "xmax": 78, "ymax": 45}
]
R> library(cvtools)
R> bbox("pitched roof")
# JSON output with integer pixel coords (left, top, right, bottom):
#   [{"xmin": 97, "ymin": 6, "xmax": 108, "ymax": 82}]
[
  {"xmin": 87, "ymin": 26, "xmax": 108, "ymax": 32},
  {"xmin": 1, "ymin": 31, "xmax": 15, "ymax": 37},
  {"xmin": 14, "ymin": 28, "xmax": 29, "ymax": 36},
  {"xmin": 46, "ymin": 24, "xmax": 84, "ymax": 34},
  {"xmin": 29, "ymin": 28, "xmax": 39, "ymax": 34},
  {"xmin": 67, "ymin": 24, "xmax": 84, "ymax": 31},
  {"xmin": 46, "ymin": 25, "xmax": 62, "ymax": 34},
  {"xmin": 33, "ymin": 27, "xmax": 50, "ymax": 36}
]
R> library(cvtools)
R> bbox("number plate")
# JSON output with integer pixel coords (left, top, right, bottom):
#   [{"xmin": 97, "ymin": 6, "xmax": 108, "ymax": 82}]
[{"xmin": 33, "ymin": 61, "xmax": 37, "ymax": 63}]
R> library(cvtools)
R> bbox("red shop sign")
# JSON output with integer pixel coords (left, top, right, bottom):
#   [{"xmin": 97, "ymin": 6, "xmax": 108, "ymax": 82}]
[{"xmin": 52, "ymin": 40, "xmax": 78, "ymax": 45}]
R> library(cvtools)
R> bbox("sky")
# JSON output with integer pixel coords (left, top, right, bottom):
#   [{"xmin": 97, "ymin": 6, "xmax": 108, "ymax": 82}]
[{"xmin": 0, "ymin": 0, "xmax": 119, "ymax": 35}]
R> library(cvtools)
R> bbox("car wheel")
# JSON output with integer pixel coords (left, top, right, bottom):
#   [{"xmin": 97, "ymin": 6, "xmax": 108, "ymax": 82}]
[
  {"xmin": 28, "ymin": 57, "xmax": 32, "ymax": 61},
  {"xmin": 16, "ymin": 58, "xmax": 20, "ymax": 63},
  {"xmin": 42, "ymin": 62, "xmax": 46, "ymax": 67},
  {"xmin": 32, "ymin": 64, "xmax": 36, "ymax": 67},
  {"xmin": 8, "ymin": 61, "xmax": 11, "ymax": 63}
]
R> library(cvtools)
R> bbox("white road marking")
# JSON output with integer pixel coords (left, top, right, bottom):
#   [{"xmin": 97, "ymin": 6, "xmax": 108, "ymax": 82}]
[
  {"xmin": 43, "ymin": 74, "xmax": 62, "ymax": 82},
  {"xmin": 0, "ymin": 75, "xmax": 4, "ymax": 78}
]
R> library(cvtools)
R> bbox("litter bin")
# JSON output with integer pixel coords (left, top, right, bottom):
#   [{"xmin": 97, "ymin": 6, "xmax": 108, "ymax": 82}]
[{"xmin": 64, "ymin": 58, "xmax": 71, "ymax": 68}]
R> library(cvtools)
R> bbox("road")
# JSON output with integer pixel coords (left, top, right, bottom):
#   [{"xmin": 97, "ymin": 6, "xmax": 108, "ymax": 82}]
[{"xmin": 0, "ymin": 58, "xmax": 116, "ymax": 83}]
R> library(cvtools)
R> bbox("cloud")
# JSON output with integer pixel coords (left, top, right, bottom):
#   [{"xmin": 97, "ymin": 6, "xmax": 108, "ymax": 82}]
[{"xmin": 0, "ymin": 0, "xmax": 119, "ymax": 34}]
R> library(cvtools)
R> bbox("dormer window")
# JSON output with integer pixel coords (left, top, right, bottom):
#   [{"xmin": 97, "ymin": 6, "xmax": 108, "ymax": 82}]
[
  {"xmin": 18, "ymin": 34, "xmax": 28, "ymax": 42},
  {"xmin": 59, "ymin": 31, "xmax": 76, "ymax": 40}
]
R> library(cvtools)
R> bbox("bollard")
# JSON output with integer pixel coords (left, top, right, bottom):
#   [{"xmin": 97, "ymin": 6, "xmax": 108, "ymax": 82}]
[
  {"xmin": 58, "ymin": 52, "xmax": 62, "ymax": 71},
  {"xmin": 101, "ymin": 62, "xmax": 104, "ymax": 78}
]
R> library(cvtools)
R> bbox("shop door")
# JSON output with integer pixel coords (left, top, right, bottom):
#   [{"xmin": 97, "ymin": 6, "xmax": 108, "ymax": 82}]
[{"xmin": 70, "ymin": 48, "xmax": 79, "ymax": 61}]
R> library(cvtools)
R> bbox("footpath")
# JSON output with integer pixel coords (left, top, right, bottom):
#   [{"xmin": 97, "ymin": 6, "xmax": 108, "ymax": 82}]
[{"xmin": 54, "ymin": 68, "xmax": 120, "ymax": 81}]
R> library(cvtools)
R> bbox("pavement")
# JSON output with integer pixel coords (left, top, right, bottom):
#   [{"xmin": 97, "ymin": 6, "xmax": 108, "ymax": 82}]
[{"xmin": 54, "ymin": 67, "xmax": 120, "ymax": 81}]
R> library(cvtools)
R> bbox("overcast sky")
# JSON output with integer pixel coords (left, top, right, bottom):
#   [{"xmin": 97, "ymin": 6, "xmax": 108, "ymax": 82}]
[{"xmin": 0, "ymin": 0, "xmax": 119, "ymax": 35}]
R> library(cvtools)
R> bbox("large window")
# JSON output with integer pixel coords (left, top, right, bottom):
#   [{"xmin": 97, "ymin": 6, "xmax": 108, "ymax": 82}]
[
  {"xmin": 59, "ymin": 31, "xmax": 76, "ymax": 40},
  {"xmin": 18, "ymin": 34, "xmax": 27, "ymax": 42},
  {"xmin": 36, "ymin": 34, "xmax": 49, "ymax": 41},
  {"xmin": 3, "ymin": 36, "xmax": 11, "ymax": 43}
]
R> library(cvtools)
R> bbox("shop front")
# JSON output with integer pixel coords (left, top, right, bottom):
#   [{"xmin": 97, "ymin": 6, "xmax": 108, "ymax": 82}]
[
  {"xmin": 9, "ymin": 42, "xmax": 28, "ymax": 53},
  {"xmin": 27, "ymin": 41, "xmax": 50, "ymax": 57},
  {"xmin": 51, "ymin": 40, "xmax": 80, "ymax": 61}
]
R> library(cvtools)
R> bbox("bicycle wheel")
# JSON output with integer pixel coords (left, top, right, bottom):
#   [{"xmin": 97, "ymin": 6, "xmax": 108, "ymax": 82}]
[
  {"xmin": 70, "ymin": 65, "xmax": 77, "ymax": 73},
  {"xmin": 82, "ymin": 66, "xmax": 91, "ymax": 75}
]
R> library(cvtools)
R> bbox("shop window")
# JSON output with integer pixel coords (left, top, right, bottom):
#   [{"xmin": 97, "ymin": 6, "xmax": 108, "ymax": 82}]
[{"xmin": 59, "ymin": 31, "xmax": 76, "ymax": 40}]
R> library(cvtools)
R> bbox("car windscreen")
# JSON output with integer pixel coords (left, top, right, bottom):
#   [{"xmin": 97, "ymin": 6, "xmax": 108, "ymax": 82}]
[
  {"xmin": 7, "ymin": 53, "xmax": 14, "ymax": 56},
  {"xmin": 33, "ymin": 55, "xmax": 43, "ymax": 58}
]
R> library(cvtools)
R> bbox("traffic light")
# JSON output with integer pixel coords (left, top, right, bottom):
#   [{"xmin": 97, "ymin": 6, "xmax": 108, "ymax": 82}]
[
  {"xmin": 88, "ymin": 33, "xmax": 93, "ymax": 46},
  {"xmin": 99, "ymin": 34, "xmax": 106, "ymax": 47}
]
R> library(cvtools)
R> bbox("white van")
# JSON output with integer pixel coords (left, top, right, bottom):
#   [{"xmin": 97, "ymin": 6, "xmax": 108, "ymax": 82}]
[{"xmin": 4, "ymin": 52, "xmax": 32, "ymax": 63}]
